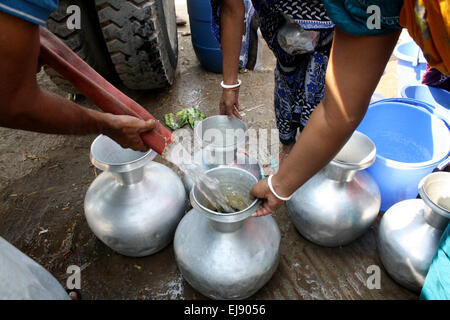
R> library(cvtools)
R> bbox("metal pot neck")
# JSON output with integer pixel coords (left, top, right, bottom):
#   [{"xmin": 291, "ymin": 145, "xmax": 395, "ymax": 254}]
[
  {"xmin": 90, "ymin": 135, "xmax": 157, "ymax": 185},
  {"xmin": 422, "ymin": 206, "xmax": 449, "ymax": 230},
  {"xmin": 208, "ymin": 219, "xmax": 245, "ymax": 233},
  {"xmin": 323, "ymin": 162, "xmax": 358, "ymax": 182},
  {"xmin": 419, "ymin": 172, "xmax": 450, "ymax": 230},
  {"xmin": 323, "ymin": 131, "xmax": 376, "ymax": 182},
  {"xmin": 111, "ymin": 167, "xmax": 145, "ymax": 186}
]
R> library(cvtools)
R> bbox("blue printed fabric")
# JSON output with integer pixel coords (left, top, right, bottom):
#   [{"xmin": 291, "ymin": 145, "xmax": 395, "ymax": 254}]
[
  {"xmin": 211, "ymin": 0, "xmax": 334, "ymax": 145},
  {"xmin": 274, "ymin": 48, "xmax": 330, "ymax": 144},
  {"xmin": 322, "ymin": 0, "xmax": 403, "ymax": 36},
  {"xmin": 0, "ymin": 0, "xmax": 58, "ymax": 26}
]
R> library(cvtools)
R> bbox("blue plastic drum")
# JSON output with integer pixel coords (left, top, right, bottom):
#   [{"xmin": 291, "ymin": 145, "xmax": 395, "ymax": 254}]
[
  {"xmin": 186, "ymin": 0, "xmax": 223, "ymax": 73},
  {"xmin": 401, "ymin": 85, "xmax": 450, "ymax": 128},
  {"xmin": 357, "ymin": 98, "xmax": 450, "ymax": 211}
]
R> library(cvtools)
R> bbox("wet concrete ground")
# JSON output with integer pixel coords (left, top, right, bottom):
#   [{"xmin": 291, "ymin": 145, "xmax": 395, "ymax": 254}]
[{"xmin": 0, "ymin": 3, "xmax": 417, "ymax": 299}]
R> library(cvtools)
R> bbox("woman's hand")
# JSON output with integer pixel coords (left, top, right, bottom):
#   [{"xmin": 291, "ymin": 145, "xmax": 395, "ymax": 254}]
[
  {"xmin": 250, "ymin": 176, "xmax": 287, "ymax": 217},
  {"xmin": 220, "ymin": 88, "xmax": 242, "ymax": 119}
]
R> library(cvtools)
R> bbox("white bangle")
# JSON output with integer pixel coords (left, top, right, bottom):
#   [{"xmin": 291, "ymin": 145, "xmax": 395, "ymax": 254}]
[
  {"xmin": 267, "ymin": 175, "xmax": 293, "ymax": 201},
  {"xmin": 220, "ymin": 79, "xmax": 241, "ymax": 89}
]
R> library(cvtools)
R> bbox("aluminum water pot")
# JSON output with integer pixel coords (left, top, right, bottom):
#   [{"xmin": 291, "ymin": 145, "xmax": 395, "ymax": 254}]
[
  {"xmin": 0, "ymin": 236, "xmax": 70, "ymax": 299},
  {"xmin": 84, "ymin": 135, "xmax": 186, "ymax": 257},
  {"xmin": 174, "ymin": 167, "xmax": 280, "ymax": 299},
  {"xmin": 377, "ymin": 172, "xmax": 450, "ymax": 292},
  {"xmin": 286, "ymin": 131, "xmax": 381, "ymax": 247},
  {"xmin": 183, "ymin": 116, "xmax": 261, "ymax": 191}
]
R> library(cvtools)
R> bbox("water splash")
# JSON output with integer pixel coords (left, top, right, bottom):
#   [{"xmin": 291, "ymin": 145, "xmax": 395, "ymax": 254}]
[{"xmin": 163, "ymin": 140, "xmax": 235, "ymax": 213}]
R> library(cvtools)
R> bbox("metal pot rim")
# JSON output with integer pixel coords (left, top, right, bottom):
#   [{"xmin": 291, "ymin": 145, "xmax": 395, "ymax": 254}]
[
  {"xmin": 331, "ymin": 131, "xmax": 376, "ymax": 171},
  {"xmin": 90, "ymin": 135, "xmax": 157, "ymax": 173},
  {"xmin": 190, "ymin": 167, "xmax": 260, "ymax": 223},
  {"xmin": 418, "ymin": 171, "xmax": 450, "ymax": 219},
  {"xmin": 194, "ymin": 115, "xmax": 248, "ymax": 149}
]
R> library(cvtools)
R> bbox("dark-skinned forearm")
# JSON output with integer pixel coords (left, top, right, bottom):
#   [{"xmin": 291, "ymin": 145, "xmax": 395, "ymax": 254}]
[
  {"xmin": 221, "ymin": 0, "xmax": 244, "ymax": 84},
  {"xmin": 0, "ymin": 83, "xmax": 111, "ymax": 136},
  {"xmin": 272, "ymin": 28, "xmax": 401, "ymax": 197}
]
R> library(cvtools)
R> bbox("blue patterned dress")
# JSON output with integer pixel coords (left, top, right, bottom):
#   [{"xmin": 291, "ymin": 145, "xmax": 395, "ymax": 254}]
[{"xmin": 211, "ymin": 0, "xmax": 334, "ymax": 145}]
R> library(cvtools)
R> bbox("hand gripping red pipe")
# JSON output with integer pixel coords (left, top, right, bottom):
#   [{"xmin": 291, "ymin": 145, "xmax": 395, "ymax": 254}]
[{"xmin": 38, "ymin": 27, "xmax": 174, "ymax": 155}]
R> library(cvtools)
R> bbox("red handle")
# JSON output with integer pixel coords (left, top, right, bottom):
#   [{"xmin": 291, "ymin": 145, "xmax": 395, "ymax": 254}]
[{"xmin": 38, "ymin": 27, "xmax": 174, "ymax": 154}]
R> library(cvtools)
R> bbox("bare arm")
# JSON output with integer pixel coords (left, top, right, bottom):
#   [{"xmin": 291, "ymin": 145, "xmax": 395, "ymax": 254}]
[
  {"xmin": 219, "ymin": 0, "xmax": 245, "ymax": 119},
  {"xmin": 0, "ymin": 12, "xmax": 155, "ymax": 151},
  {"xmin": 251, "ymin": 27, "xmax": 401, "ymax": 216}
]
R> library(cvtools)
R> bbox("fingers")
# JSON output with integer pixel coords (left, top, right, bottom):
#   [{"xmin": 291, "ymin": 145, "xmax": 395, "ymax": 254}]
[
  {"xmin": 118, "ymin": 136, "xmax": 148, "ymax": 152},
  {"xmin": 233, "ymin": 108, "xmax": 242, "ymax": 120},
  {"xmin": 137, "ymin": 119, "xmax": 157, "ymax": 133},
  {"xmin": 250, "ymin": 179, "xmax": 285, "ymax": 217},
  {"xmin": 250, "ymin": 180, "xmax": 265, "ymax": 199},
  {"xmin": 219, "ymin": 101, "xmax": 227, "ymax": 115},
  {"xmin": 146, "ymin": 119, "xmax": 157, "ymax": 130},
  {"xmin": 252, "ymin": 203, "xmax": 272, "ymax": 217},
  {"xmin": 235, "ymin": 101, "xmax": 242, "ymax": 112},
  {"xmin": 220, "ymin": 90, "xmax": 243, "ymax": 119},
  {"xmin": 108, "ymin": 115, "xmax": 153, "ymax": 152},
  {"xmin": 137, "ymin": 143, "xmax": 149, "ymax": 152}
]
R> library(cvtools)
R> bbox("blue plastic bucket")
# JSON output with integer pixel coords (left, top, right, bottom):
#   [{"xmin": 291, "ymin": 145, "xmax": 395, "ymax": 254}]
[
  {"xmin": 401, "ymin": 85, "xmax": 450, "ymax": 128},
  {"xmin": 186, "ymin": 0, "xmax": 223, "ymax": 73},
  {"xmin": 394, "ymin": 42, "xmax": 427, "ymax": 95},
  {"xmin": 356, "ymin": 98, "xmax": 450, "ymax": 211}
]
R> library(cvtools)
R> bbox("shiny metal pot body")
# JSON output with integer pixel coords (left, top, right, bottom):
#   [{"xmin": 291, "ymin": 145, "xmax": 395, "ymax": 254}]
[
  {"xmin": 184, "ymin": 116, "xmax": 261, "ymax": 191},
  {"xmin": 287, "ymin": 131, "xmax": 381, "ymax": 247},
  {"xmin": 174, "ymin": 167, "xmax": 280, "ymax": 299},
  {"xmin": 84, "ymin": 135, "xmax": 186, "ymax": 257},
  {"xmin": 0, "ymin": 236, "xmax": 70, "ymax": 300},
  {"xmin": 377, "ymin": 172, "xmax": 450, "ymax": 292}
]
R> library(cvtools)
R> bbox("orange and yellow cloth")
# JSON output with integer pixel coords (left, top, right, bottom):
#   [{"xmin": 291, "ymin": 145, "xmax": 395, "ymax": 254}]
[{"xmin": 400, "ymin": 0, "xmax": 450, "ymax": 75}]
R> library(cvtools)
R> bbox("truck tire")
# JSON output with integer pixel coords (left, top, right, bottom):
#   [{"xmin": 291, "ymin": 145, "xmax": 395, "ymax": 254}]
[
  {"xmin": 45, "ymin": 0, "xmax": 178, "ymax": 93},
  {"xmin": 95, "ymin": 0, "xmax": 178, "ymax": 90},
  {"xmin": 45, "ymin": 0, "xmax": 116, "ymax": 94}
]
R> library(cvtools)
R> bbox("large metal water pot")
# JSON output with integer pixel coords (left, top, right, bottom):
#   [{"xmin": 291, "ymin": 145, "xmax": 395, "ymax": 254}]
[
  {"xmin": 84, "ymin": 135, "xmax": 186, "ymax": 257},
  {"xmin": 0, "ymin": 236, "xmax": 70, "ymax": 299},
  {"xmin": 183, "ymin": 116, "xmax": 261, "ymax": 191},
  {"xmin": 174, "ymin": 167, "xmax": 280, "ymax": 299},
  {"xmin": 286, "ymin": 131, "xmax": 381, "ymax": 247},
  {"xmin": 377, "ymin": 172, "xmax": 450, "ymax": 292}
]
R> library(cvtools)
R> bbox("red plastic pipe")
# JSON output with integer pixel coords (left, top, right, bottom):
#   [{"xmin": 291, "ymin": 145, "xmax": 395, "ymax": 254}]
[{"xmin": 38, "ymin": 27, "xmax": 174, "ymax": 155}]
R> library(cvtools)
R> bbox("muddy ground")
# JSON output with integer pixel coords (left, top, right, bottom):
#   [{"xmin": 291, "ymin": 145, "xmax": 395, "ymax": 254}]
[{"xmin": 0, "ymin": 3, "xmax": 417, "ymax": 300}]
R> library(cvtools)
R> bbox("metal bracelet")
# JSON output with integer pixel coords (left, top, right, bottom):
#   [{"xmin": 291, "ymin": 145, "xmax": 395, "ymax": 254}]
[
  {"xmin": 267, "ymin": 175, "xmax": 293, "ymax": 201},
  {"xmin": 220, "ymin": 79, "xmax": 241, "ymax": 89}
]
